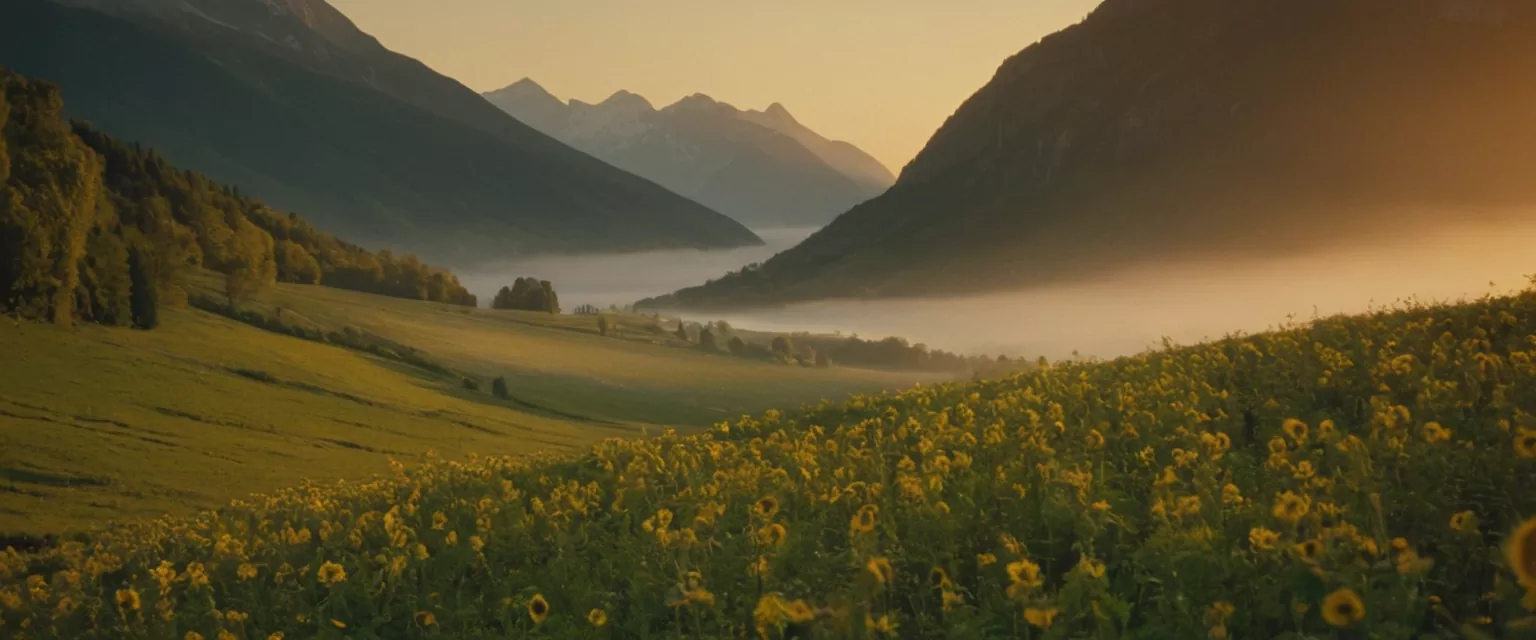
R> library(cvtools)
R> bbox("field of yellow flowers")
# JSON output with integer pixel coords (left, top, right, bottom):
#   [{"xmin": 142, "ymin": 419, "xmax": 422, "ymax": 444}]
[{"xmin": 4, "ymin": 290, "xmax": 1536, "ymax": 639}]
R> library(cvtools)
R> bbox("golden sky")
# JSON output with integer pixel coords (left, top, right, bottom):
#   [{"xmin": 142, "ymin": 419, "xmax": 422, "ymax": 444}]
[{"xmin": 332, "ymin": 0, "xmax": 1101, "ymax": 173}]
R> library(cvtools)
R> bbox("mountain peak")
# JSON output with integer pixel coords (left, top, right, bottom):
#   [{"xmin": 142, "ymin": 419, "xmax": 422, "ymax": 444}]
[
  {"xmin": 488, "ymin": 77, "xmax": 557, "ymax": 100},
  {"xmin": 667, "ymin": 93, "xmax": 728, "ymax": 112},
  {"xmin": 763, "ymin": 102, "xmax": 796, "ymax": 123},
  {"xmin": 600, "ymin": 89, "xmax": 655, "ymax": 111}
]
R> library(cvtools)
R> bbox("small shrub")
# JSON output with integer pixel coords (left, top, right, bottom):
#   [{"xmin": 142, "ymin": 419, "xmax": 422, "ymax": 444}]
[
  {"xmin": 491, "ymin": 376, "xmax": 509, "ymax": 399},
  {"xmin": 461, "ymin": 377, "xmax": 479, "ymax": 392}
]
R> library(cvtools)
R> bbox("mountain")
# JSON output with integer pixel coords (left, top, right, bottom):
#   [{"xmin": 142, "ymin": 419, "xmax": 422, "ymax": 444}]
[
  {"xmin": 485, "ymin": 80, "xmax": 895, "ymax": 228},
  {"xmin": 640, "ymin": 0, "xmax": 1536, "ymax": 309},
  {"xmin": 1, "ymin": 64, "xmax": 476, "ymax": 337},
  {"xmin": 0, "ymin": 0, "xmax": 760, "ymax": 266},
  {"xmin": 737, "ymin": 103, "xmax": 895, "ymax": 195}
]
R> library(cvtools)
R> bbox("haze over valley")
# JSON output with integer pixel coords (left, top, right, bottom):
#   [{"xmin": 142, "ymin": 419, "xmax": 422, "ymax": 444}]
[
  {"xmin": 465, "ymin": 215, "xmax": 1536, "ymax": 360},
  {"xmin": 5, "ymin": 1, "xmax": 1536, "ymax": 637}
]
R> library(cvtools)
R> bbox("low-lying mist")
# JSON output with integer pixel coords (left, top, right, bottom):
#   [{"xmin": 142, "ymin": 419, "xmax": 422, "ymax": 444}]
[
  {"xmin": 457, "ymin": 227, "xmax": 818, "ymax": 308},
  {"xmin": 460, "ymin": 219, "xmax": 1536, "ymax": 361}
]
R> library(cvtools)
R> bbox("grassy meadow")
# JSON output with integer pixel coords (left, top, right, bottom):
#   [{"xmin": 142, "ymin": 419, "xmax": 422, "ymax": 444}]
[
  {"xmin": 3, "ymin": 286, "xmax": 1535, "ymax": 638},
  {"xmin": 0, "ymin": 280, "xmax": 927, "ymax": 535}
]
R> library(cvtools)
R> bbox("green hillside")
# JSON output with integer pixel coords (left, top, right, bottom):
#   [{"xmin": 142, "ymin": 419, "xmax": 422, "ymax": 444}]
[
  {"xmin": 5, "ymin": 282, "xmax": 1535, "ymax": 637},
  {"xmin": 0, "ymin": 280, "xmax": 924, "ymax": 535},
  {"xmin": 0, "ymin": 0, "xmax": 760, "ymax": 264}
]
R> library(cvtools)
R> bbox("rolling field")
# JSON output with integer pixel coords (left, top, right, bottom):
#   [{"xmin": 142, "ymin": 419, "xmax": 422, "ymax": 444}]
[
  {"xmin": 214, "ymin": 278, "xmax": 924, "ymax": 427},
  {"xmin": 5, "ymin": 289, "xmax": 1534, "ymax": 638},
  {"xmin": 0, "ymin": 281, "xmax": 927, "ymax": 535}
]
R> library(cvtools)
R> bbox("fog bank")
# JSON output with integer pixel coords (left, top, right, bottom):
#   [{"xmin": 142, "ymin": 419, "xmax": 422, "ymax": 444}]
[
  {"xmin": 462, "ymin": 219, "xmax": 1536, "ymax": 361},
  {"xmin": 458, "ymin": 227, "xmax": 816, "ymax": 309}
]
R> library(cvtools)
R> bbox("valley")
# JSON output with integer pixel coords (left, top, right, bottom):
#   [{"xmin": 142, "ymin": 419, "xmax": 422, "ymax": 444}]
[
  {"xmin": 0, "ymin": 277, "xmax": 927, "ymax": 535},
  {"xmin": 3, "ymin": 0, "xmax": 1535, "ymax": 637}
]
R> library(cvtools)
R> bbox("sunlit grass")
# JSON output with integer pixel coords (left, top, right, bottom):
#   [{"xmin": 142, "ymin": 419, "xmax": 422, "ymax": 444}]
[{"xmin": 0, "ymin": 281, "xmax": 917, "ymax": 535}]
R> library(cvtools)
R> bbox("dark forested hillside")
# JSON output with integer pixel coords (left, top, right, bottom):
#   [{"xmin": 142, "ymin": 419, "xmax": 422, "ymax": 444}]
[
  {"xmin": 0, "ymin": 0, "xmax": 760, "ymax": 265},
  {"xmin": 0, "ymin": 66, "xmax": 476, "ymax": 331},
  {"xmin": 643, "ymin": 0, "xmax": 1536, "ymax": 309}
]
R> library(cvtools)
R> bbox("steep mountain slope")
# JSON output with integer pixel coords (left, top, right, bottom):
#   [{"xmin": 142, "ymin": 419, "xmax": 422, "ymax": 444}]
[
  {"xmin": 0, "ymin": 0, "xmax": 760, "ymax": 265},
  {"xmin": 737, "ymin": 102, "xmax": 896, "ymax": 195},
  {"xmin": 643, "ymin": 0, "xmax": 1536, "ymax": 309},
  {"xmin": 485, "ymin": 80, "xmax": 893, "ymax": 228}
]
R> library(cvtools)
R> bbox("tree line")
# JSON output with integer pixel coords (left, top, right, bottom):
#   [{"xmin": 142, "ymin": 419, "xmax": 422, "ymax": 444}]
[
  {"xmin": 0, "ymin": 68, "xmax": 475, "ymax": 330},
  {"xmin": 656, "ymin": 316, "xmax": 1020, "ymax": 374}
]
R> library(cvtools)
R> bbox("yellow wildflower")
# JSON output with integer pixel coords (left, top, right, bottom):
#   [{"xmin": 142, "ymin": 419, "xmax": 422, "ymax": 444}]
[
  {"xmin": 754, "ymin": 496, "xmax": 780, "ymax": 519},
  {"xmin": 1024, "ymin": 606, "xmax": 1059, "ymax": 629},
  {"xmin": 1078, "ymin": 554, "xmax": 1106, "ymax": 579},
  {"xmin": 865, "ymin": 613, "xmax": 899, "ymax": 635},
  {"xmin": 758, "ymin": 523, "xmax": 788, "ymax": 548},
  {"xmin": 414, "ymin": 611, "xmax": 436, "ymax": 627},
  {"xmin": 587, "ymin": 608, "xmax": 607, "ymax": 627},
  {"xmin": 317, "ymin": 561, "xmax": 347, "ymax": 586},
  {"xmin": 1508, "ymin": 516, "xmax": 1536, "ymax": 586},
  {"xmin": 1423, "ymin": 422, "xmax": 1453, "ymax": 444},
  {"xmin": 1249, "ymin": 527, "xmax": 1281, "ymax": 551},
  {"xmin": 1006, "ymin": 558, "xmax": 1043, "ymax": 598},
  {"xmin": 528, "ymin": 594, "xmax": 550, "ymax": 624},
  {"xmin": 1450, "ymin": 510, "xmax": 1477, "ymax": 534},
  {"xmin": 929, "ymin": 566, "xmax": 952, "ymax": 588},
  {"xmin": 1321, "ymin": 588, "xmax": 1366, "ymax": 627},
  {"xmin": 866, "ymin": 556, "xmax": 895, "ymax": 586},
  {"xmin": 1515, "ymin": 429, "xmax": 1536, "ymax": 459},
  {"xmin": 1293, "ymin": 538, "xmax": 1323, "ymax": 564},
  {"xmin": 1273, "ymin": 491, "xmax": 1310, "ymax": 525},
  {"xmin": 1282, "ymin": 419, "xmax": 1308, "ymax": 443},
  {"xmin": 115, "ymin": 588, "xmax": 141, "ymax": 611}
]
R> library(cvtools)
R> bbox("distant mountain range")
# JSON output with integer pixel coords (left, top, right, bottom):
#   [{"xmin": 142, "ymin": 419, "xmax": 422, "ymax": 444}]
[
  {"xmin": 0, "ymin": 0, "xmax": 760, "ymax": 265},
  {"xmin": 485, "ymin": 79, "xmax": 894, "ymax": 228},
  {"xmin": 642, "ymin": 0, "xmax": 1536, "ymax": 309}
]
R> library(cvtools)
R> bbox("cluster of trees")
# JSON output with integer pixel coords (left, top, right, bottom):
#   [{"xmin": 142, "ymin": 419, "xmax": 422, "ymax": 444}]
[
  {"xmin": 658, "ymin": 313, "xmax": 1008, "ymax": 374},
  {"xmin": 491, "ymin": 278, "xmax": 559, "ymax": 313},
  {"xmin": 0, "ymin": 68, "xmax": 475, "ymax": 331}
]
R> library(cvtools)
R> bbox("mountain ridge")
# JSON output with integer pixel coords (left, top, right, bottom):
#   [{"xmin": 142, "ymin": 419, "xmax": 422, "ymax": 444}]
[
  {"xmin": 640, "ymin": 0, "xmax": 1536, "ymax": 309},
  {"xmin": 6, "ymin": 0, "xmax": 760, "ymax": 265},
  {"xmin": 485, "ymin": 79, "xmax": 895, "ymax": 228}
]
